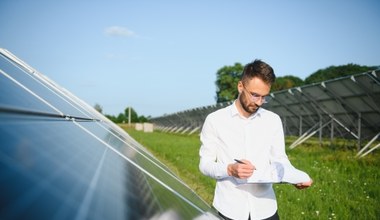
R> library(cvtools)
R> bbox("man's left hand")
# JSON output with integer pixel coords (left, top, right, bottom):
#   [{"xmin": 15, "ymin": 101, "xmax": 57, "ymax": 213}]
[{"xmin": 294, "ymin": 179, "xmax": 313, "ymax": 189}]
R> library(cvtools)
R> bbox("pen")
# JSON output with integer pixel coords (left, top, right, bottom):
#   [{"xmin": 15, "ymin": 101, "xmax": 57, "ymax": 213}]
[
  {"xmin": 234, "ymin": 159, "xmax": 257, "ymax": 170},
  {"xmin": 234, "ymin": 159, "xmax": 245, "ymax": 164}
]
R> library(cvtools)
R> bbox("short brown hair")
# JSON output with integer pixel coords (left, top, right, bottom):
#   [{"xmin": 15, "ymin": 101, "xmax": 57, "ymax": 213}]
[{"xmin": 241, "ymin": 59, "xmax": 276, "ymax": 85}]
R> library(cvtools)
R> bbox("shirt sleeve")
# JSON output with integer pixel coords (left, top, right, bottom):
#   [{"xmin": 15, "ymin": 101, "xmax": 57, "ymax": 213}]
[
  {"xmin": 270, "ymin": 114, "xmax": 293, "ymax": 166},
  {"xmin": 199, "ymin": 116, "xmax": 229, "ymax": 179}
]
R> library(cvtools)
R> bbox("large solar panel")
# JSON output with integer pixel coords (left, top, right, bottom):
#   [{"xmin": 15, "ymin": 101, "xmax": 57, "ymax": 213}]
[
  {"xmin": 151, "ymin": 68, "xmax": 380, "ymax": 154},
  {"xmin": 265, "ymin": 71, "xmax": 380, "ymax": 146},
  {"xmin": 0, "ymin": 48, "xmax": 219, "ymax": 219}
]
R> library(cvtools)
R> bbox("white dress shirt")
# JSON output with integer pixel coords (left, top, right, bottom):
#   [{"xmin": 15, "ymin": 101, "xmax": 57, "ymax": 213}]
[{"xmin": 199, "ymin": 101, "xmax": 294, "ymax": 220}]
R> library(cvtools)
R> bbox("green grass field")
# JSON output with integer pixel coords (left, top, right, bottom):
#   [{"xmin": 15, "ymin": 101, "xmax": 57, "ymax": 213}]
[{"xmin": 120, "ymin": 125, "xmax": 380, "ymax": 220}]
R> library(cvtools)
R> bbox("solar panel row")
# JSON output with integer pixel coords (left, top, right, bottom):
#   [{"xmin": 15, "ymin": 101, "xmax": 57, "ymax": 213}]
[
  {"xmin": 151, "ymin": 67, "xmax": 380, "ymax": 153},
  {"xmin": 0, "ymin": 48, "xmax": 219, "ymax": 220}
]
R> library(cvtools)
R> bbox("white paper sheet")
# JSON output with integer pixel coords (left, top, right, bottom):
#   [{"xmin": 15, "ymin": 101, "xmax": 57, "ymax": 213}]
[{"xmin": 246, "ymin": 162, "xmax": 310, "ymax": 184}]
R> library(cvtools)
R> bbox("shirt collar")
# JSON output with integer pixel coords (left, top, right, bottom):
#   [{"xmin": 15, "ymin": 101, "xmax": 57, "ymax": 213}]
[{"xmin": 230, "ymin": 100, "xmax": 263, "ymax": 119}]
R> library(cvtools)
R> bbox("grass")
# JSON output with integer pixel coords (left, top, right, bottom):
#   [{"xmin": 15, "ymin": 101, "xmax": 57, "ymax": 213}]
[{"xmin": 120, "ymin": 125, "xmax": 380, "ymax": 220}]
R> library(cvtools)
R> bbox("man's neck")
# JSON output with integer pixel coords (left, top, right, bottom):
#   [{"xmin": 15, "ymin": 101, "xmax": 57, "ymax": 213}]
[{"xmin": 235, "ymin": 100, "xmax": 252, "ymax": 118}]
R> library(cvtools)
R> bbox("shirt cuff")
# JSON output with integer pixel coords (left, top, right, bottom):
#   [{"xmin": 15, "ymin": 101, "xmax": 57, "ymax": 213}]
[{"xmin": 216, "ymin": 162, "xmax": 229, "ymax": 179}]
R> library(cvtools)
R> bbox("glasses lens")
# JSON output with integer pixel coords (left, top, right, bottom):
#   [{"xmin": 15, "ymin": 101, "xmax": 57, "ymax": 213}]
[
  {"xmin": 263, "ymin": 96, "xmax": 272, "ymax": 103},
  {"xmin": 244, "ymin": 87, "xmax": 271, "ymax": 103}
]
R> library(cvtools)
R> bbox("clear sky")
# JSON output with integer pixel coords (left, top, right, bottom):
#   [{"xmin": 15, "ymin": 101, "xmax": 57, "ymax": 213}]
[{"xmin": 1, "ymin": 0, "xmax": 379, "ymax": 117}]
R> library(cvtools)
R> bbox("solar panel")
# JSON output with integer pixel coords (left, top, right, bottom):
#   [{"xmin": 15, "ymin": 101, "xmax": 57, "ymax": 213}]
[
  {"xmin": 151, "ymin": 68, "xmax": 380, "ymax": 154},
  {"xmin": 0, "ymin": 48, "xmax": 219, "ymax": 220},
  {"xmin": 267, "ymin": 71, "xmax": 380, "ymax": 142}
]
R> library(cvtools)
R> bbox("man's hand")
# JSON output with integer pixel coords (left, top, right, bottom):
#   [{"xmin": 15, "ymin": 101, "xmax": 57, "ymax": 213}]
[
  {"xmin": 227, "ymin": 159, "xmax": 256, "ymax": 179},
  {"xmin": 294, "ymin": 179, "xmax": 313, "ymax": 189}
]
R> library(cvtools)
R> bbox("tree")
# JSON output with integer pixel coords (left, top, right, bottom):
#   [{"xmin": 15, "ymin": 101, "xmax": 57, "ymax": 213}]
[
  {"xmin": 215, "ymin": 63, "xmax": 244, "ymax": 103},
  {"xmin": 105, "ymin": 114, "xmax": 116, "ymax": 122},
  {"xmin": 116, "ymin": 113, "xmax": 127, "ymax": 123},
  {"xmin": 304, "ymin": 63, "xmax": 377, "ymax": 84},
  {"xmin": 104, "ymin": 106, "xmax": 151, "ymax": 123},
  {"xmin": 215, "ymin": 62, "xmax": 378, "ymax": 103},
  {"xmin": 215, "ymin": 63, "xmax": 304, "ymax": 101},
  {"xmin": 124, "ymin": 107, "xmax": 139, "ymax": 123},
  {"xmin": 94, "ymin": 103, "xmax": 103, "ymax": 113},
  {"xmin": 138, "ymin": 115, "xmax": 149, "ymax": 123},
  {"xmin": 271, "ymin": 75, "xmax": 304, "ymax": 91}
]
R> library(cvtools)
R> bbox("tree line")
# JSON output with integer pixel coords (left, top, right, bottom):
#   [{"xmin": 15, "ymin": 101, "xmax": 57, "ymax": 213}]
[
  {"xmin": 96, "ymin": 62, "xmax": 378, "ymax": 121},
  {"xmin": 215, "ymin": 63, "xmax": 377, "ymax": 103},
  {"xmin": 94, "ymin": 104, "xmax": 150, "ymax": 124}
]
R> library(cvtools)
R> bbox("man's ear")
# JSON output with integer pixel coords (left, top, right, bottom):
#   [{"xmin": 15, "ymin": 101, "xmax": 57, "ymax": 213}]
[{"xmin": 237, "ymin": 81, "xmax": 243, "ymax": 94}]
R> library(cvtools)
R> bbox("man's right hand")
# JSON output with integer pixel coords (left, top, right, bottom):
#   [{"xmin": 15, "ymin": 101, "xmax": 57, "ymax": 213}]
[{"xmin": 227, "ymin": 159, "xmax": 256, "ymax": 179}]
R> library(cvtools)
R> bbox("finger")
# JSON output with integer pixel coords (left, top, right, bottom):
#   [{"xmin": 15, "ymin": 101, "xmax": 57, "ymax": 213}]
[
  {"xmin": 237, "ymin": 167, "xmax": 254, "ymax": 175},
  {"xmin": 237, "ymin": 168, "xmax": 253, "ymax": 178}
]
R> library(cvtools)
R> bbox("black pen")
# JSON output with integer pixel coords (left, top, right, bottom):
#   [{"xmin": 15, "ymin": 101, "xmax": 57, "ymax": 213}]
[{"xmin": 234, "ymin": 159, "xmax": 245, "ymax": 164}]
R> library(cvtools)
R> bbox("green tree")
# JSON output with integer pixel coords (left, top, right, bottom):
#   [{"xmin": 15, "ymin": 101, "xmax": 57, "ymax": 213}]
[
  {"xmin": 304, "ymin": 63, "xmax": 377, "ymax": 84},
  {"xmin": 215, "ymin": 63, "xmax": 244, "ymax": 103},
  {"xmin": 271, "ymin": 75, "xmax": 304, "ymax": 91},
  {"xmin": 124, "ymin": 107, "xmax": 139, "ymax": 123},
  {"xmin": 94, "ymin": 103, "xmax": 103, "ymax": 113},
  {"xmin": 114, "ymin": 113, "xmax": 127, "ymax": 123},
  {"xmin": 105, "ymin": 114, "xmax": 116, "ymax": 122},
  {"xmin": 116, "ymin": 113, "xmax": 127, "ymax": 123},
  {"xmin": 104, "ymin": 106, "xmax": 151, "ymax": 123},
  {"xmin": 138, "ymin": 115, "xmax": 149, "ymax": 123}
]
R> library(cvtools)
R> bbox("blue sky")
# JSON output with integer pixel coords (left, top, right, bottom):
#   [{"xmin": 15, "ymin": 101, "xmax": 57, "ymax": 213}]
[{"xmin": 1, "ymin": 0, "xmax": 379, "ymax": 117}]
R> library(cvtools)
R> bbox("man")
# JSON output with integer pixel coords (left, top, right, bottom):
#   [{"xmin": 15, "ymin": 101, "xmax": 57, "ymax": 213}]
[{"xmin": 199, "ymin": 59, "xmax": 312, "ymax": 220}]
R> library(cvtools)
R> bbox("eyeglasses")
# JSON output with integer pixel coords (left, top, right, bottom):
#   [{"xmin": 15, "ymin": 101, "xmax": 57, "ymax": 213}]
[{"xmin": 243, "ymin": 86, "xmax": 271, "ymax": 104}]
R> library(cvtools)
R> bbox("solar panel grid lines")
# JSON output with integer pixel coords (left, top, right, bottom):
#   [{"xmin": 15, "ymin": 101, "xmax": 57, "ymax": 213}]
[
  {"xmin": 0, "ymin": 68, "xmax": 64, "ymax": 116},
  {"xmin": 72, "ymin": 120, "xmax": 207, "ymax": 212},
  {"xmin": 0, "ymin": 48, "xmax": 219, "ymax": 219},
  {"xmin": 0, "ymin": 48, "xmax": 118, "ymax": 125}
]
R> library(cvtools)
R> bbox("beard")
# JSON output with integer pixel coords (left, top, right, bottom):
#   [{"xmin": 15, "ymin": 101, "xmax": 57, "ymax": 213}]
[{"xmin": 239, "ymin": 94, "xmax": 260, "ymax": 114}]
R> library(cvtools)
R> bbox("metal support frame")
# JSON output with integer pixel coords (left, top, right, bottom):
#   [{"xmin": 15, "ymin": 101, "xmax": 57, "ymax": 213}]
[
  {"xmin": 319, "ymin": 115, "xmax": 323, "ymax": 145},
  {"xmin": 356, "ymin": 132, "xmax": 380, "ymax": 158},
  {"xmin": 358, "ymin": 112, "xmax": 362, "ymax": 151},
  {"xmin": 299, "ymin": 116, "xmax": 303, "ymax": 137},
  {"xmin": 330, "ymin": 116, "xmax": 334, "ymax": 144},
  {"xmin": 289, "ymin": 121, "xmax": 331, "ymax": 149}
]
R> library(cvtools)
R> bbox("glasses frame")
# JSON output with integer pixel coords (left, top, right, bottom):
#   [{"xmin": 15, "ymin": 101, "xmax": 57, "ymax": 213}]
[{"xmin": 242, "ymin": 85, "xmax": 271, "ymax": 104}]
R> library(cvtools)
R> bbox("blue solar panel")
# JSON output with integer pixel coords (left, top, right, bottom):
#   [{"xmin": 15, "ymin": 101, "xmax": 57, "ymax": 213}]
[{"xmin": 0, "ymin": 48, "xmax": 218, "ymax": 220}]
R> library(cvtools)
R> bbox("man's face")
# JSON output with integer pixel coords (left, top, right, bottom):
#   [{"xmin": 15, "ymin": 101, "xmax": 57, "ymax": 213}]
[{"xmin": 238, "ymin": 77, "xmax": 271, "ymax": 115}]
